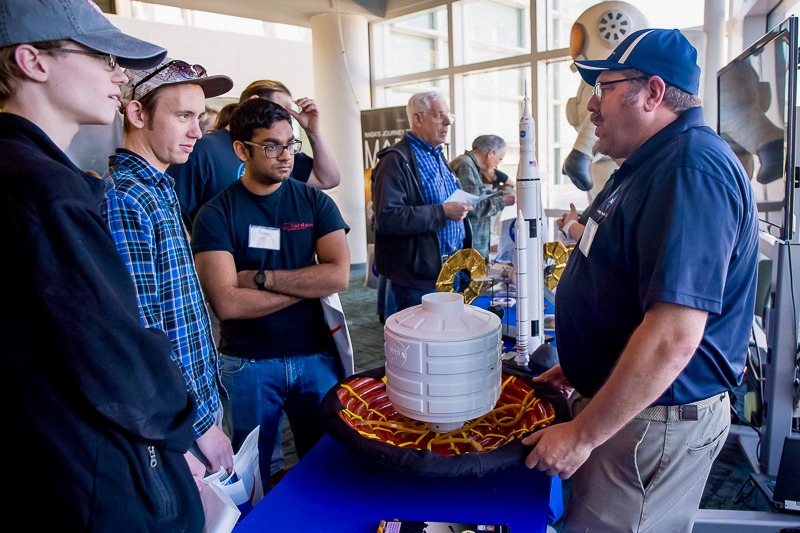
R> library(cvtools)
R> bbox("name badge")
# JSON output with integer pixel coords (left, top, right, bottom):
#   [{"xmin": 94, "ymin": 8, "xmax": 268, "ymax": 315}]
[
  {"xmin": 579, "ymin": 218, "xmax": 598, "ymax": 257},
  {"xmin": 249, "ymin": 225, "xmax": 280, "ymax": 250}
]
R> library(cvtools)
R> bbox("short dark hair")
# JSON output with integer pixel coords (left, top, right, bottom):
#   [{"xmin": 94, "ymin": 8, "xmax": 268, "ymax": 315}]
[{"xmin": 229, "ymin": 98, "xmax": 292, "ymax": 146}]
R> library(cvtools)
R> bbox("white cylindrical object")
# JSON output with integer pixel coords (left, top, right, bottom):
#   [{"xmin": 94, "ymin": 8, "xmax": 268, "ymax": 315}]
[
  {"xmin": 514, "ymin": 210, "xmax": 530, "ymax": 366},
  {"xmin": 515, "ymin": 95, "xmax": 545, "ymax": 353},
  {"xmin": 384, "ymin": 292, "xmax": 502, "ymax": 432}
]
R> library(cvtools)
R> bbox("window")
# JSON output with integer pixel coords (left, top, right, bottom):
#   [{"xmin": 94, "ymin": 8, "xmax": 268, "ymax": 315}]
[
  {"xmin": 371, "ymin": 6, "xmax": 449, "ymax": 79},
  {"xmin": 381, "ymin": 78, "xmax": 451, "ymax": 108},
  {"xmin": 462, "ymin": 66, "xmax": 530, "ymax": 178},
  {"xmin": 457, "ymin": 0, "xmax": 530, "ymax": 65},
  {"xmin": 129, "ymin": 1, "xmax": 310, "ymax": 40},
  {"xmin": 371, "ymin": 1, "xmax": 705, "ymax": 210}
]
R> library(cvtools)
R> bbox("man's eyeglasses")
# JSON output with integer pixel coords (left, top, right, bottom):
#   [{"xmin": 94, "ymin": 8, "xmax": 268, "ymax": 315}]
[
  {"xmin": 592, "ymin": 76, "xmax": 649, "ymax": 101},
  {"xmin": 420, "ymin": 111, "xmax": 456, "ymax": 124},
  {"xmin": 244, "ymin": 140, "xmax": 303, "ymax": 158},
  {"xmin": 35, "ymin": 47, "xmax": 117, "ymax": 71},
  {"xmin": 133, "ymin": 60, "xmax": 207, "ymax": 100}
]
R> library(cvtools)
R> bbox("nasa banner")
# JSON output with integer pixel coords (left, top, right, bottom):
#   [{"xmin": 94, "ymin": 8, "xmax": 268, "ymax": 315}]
[{"xmin": 361, "ymin": 106, "xmax": 410, "ymax": 244}]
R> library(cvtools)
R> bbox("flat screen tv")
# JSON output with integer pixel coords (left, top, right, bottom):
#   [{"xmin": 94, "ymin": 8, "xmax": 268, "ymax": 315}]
[{"xmin": 717, "ymin": 15, "xmax": 798, "ymax": 242}]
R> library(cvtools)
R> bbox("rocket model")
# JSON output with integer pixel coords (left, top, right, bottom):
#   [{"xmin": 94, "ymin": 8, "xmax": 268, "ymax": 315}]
[
  {"xmin": 514, "ymin": 210, "xmax": 530, "ymax": 366},
  {"xmin": 514, "ymin": 91, "xmax": 545, "ymax": 365}
]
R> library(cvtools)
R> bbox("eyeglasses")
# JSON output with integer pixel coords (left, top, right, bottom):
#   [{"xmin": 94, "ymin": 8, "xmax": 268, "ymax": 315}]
[
  {"xmin": 244, "ymin": 140, "xmax": 303, "ymax": 158},
  {"xmin": 35, "ymin": 47, "xmax": 117, "ymax": 71},
  {"xmin": 592, "ymin": 76, "xmax": 649, "ymax": 101},
  {"xmin": 420, "ymin": 111, "xmax": 456, "ymax": 124},
  {"xmin": 133, "ymin": 60, "xmax": 207, "ymax": 100}
]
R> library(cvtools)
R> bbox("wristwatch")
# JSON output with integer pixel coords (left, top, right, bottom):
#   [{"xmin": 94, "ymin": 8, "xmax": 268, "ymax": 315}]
[{"xmin": 254, "ymin": 270, "xmax": 267, "ymax": 291}]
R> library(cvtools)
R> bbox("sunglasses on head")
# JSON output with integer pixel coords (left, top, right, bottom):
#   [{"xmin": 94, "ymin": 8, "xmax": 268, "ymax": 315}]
[{"xmin": 132, "ymin": 60, "xmax": 207, "ymax": 100}]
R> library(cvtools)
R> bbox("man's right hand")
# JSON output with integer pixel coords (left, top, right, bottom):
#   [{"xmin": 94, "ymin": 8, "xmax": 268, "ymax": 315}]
[
  {"xmin": 197, "ymin": 424, "xmax": 235, "ymax": 475},
  {"xmin": 556, "ymin": 203, "xmax": 580, "ymax": 230},
  {"xmin": 443, "ymin": 201, "xmax": 472, "ymax": 221}
]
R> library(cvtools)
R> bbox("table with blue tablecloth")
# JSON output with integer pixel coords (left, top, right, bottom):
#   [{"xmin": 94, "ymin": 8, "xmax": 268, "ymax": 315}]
[
  {"xmin": 234, "ymin": 433, "xmax": 559, "ymax": 533},
  {"xmin": 235, "ymin": 287, "xmax": 563, "ymax": 533}
]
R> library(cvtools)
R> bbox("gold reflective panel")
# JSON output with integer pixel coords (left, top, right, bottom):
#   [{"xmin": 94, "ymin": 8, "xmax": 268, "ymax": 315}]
[
  {"xmin": 543, "ymin": 241, "xmax": 575, "ymax": 290},
  {"xmin": 436, "ymin": 248, "xmax": 487, "ymax": 304}
]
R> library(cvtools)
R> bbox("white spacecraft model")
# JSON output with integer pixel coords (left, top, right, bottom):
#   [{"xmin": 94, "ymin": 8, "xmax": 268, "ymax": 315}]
[{"xmin": 514, "ymin": 92, "xmax": 545, "ymax": 366}]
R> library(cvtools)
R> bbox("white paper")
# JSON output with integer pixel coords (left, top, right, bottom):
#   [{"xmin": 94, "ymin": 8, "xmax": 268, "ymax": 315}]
[
  {"xmin": 248, "ymin": 225, "xmax": 280, "ymax": 250},
  {"xmin": 202, "ymin": 426, "xmax": 264, "ymax": 531},
  {"xmin": 446, "ymin": 189, "xmax": 501, "ymax": 205},
  {"xmin": 200, "ymin": 480, "xmax": 240, "ymax": 533}
]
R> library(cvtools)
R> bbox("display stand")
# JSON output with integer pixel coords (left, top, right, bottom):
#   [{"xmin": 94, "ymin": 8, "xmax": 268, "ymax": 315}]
[
  {"xmin": 761, "ymin": 238, "xmax": 799, "ymax": 476},
  {"xmin": 698, "ymin": 15, "xmax": 800, "ymax": 530}
]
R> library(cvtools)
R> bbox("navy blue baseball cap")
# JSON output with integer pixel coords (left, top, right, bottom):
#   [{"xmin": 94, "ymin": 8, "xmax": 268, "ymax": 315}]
[
  {"xmin": 0, "ymin": 0, "xmax": 166, "ymax": 69},
  {"xmin": 574, "ymin": 28, "xmax": 701, "ymax": 95}
]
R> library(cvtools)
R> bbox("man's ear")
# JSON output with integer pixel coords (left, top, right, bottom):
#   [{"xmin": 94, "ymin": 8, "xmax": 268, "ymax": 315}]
[
  {"xmin": 125, "ymin": 100, "xmax": 147, "ymax": 129},
  {"xmin": 232, "ymin": 140, "xmax": 249, "ymax": 163},
  {"xmin": 13, "ymin": 44, "xmax": 48, "ymax": 82},
  {"xmin": 642, "ymin": 76, "xmax": 666, "ymax": 111}
]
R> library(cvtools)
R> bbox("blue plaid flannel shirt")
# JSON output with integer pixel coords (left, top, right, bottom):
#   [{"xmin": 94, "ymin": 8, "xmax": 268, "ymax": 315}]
[
  {"xmin": 102, "ymin": 150, "xmax": 221, "ymax": 441},
  {"xmin": 407, "ymin": 133, "xmax": 464, "ymax": 256}
]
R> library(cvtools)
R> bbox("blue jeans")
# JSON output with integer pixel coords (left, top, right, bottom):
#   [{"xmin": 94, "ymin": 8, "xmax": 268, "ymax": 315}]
[
  {"xmin": 219, "ymin": 351, "xmax": 340, "ymax": 488},
  {"xmin": 389, "ymin": 281, "xmax": 434, "ymax": 313}
]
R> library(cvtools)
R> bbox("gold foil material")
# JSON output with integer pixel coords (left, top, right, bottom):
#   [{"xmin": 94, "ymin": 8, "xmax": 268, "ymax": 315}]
[
  {"xmin": 436, "ymin": 248, "xmax": 487, "ymax": 304},
  {"xmin": 543, "ymin": 241, "xmax": 574, "ymax": 290}
]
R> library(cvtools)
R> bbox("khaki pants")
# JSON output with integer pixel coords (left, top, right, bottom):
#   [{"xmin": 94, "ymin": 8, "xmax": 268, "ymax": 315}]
[{"xmin": 562, "ymin": 393, "xmax": 730, "ymax": 532}]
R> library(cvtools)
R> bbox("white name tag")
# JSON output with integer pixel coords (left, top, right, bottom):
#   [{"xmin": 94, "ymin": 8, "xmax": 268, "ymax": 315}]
[
  {"xmin": 579, "ymin": 218, "xmax": 598, "ymax": 257},
  {"xmin": 249, "ymin": 225, "xmax": 280, "ymax": 250}
]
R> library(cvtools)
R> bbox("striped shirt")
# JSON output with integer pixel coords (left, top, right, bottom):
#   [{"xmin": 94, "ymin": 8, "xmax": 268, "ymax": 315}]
[
  {"xmin": 102, "ymin": 149, "xmax": 221, "ymax": 441},
  {"xmin": 407, "ymin": 132, "xmax": 465, "ymax": 256}
]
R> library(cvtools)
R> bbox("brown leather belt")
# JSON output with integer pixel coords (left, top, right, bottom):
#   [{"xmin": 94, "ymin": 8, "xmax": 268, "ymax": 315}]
[{"xmin": 636, "ymin": 393, "xmax": 726, "ymax": 422}]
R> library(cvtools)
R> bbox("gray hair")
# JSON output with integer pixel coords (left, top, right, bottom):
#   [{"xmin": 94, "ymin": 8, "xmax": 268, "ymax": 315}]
[
  {"xmin": 472, "ymin": 134, "xmax": 505, "ymax": 154},
  {"xmin": 406, "ymin": 91, "xmax": 448, "ymax": 123},
  {"xmin": 620, "ymin": 69, "xmax": 701, "ymax": 112},
  {"xmin": 662, "ymin": 85, "xmax": 702, "ymax": 113}
]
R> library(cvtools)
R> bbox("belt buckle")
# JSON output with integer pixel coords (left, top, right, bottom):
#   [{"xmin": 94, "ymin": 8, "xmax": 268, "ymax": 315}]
[{"xmin": 679, "ymin": 404, "xmax": 698, "ymax": 421}]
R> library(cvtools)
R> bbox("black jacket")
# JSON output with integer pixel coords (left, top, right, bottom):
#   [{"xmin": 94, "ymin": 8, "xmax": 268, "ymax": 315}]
[
  {"xmin": 371, "ymin": 136, "xmax": 470, "ymax": 289},
  {"xmin": 2, "ymin": 113, "xmax": 203, "ymax": 532}
]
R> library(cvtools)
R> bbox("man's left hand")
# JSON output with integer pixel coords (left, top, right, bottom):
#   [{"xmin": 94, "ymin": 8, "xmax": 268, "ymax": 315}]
[
  {"xmin": 522, "ymin": 421, "xmax": 593, "ymax": 479},
  {"xmin": 443, "ymin": 201, "xmax": 472, "ymax": 221}
]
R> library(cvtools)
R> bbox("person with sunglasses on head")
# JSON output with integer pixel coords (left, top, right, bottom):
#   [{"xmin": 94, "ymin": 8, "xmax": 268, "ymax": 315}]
[
  {"xmin": 371, "ymin": 91, "xmax": 473, "ymax": 314},
  {"xmin": 521, "ymin": 29, "xmax": 759, "ymax": 532},
  {"xmin": 189, "ymin": 98, "xmax": 351, "ymax": 492},
  {"xmin": 0, "ymin": 1, "xmax": 206, "ymax": 530},
  {"xmin": 101, "ymin": 57, "xmax": 237, "ymax": 483},
  {"xmin": 168, "ymin": 79, "xmax": 341, "ymax": 232}
]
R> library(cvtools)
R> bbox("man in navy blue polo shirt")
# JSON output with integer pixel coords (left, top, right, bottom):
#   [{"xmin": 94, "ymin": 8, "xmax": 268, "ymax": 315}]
[{"xmin": 522, "ymin": 29, "xmax": 758, "ymax": 531}]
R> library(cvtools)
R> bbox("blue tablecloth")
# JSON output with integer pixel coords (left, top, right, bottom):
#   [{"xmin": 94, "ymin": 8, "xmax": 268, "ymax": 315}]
[{"xmin": 235, "ymin": 434, "xmax": 555, "ymax": 533}]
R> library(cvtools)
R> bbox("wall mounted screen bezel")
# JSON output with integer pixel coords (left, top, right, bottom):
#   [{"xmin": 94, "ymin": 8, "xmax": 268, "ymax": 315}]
[{"xmin": 717, "ymin": 16, "xmax": 798, "ymax": 242}]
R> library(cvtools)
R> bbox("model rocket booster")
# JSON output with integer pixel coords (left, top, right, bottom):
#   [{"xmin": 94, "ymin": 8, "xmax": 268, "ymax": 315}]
[
  {"xmin": 514, "ymin": 91, "xmax": 545, "ymax": 358},
  {"xmin": 514, "ymin": 210, "xmax": 530, "ymax": 366}
]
